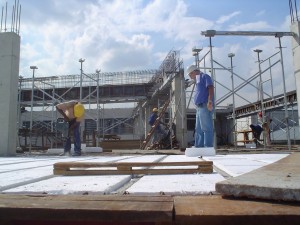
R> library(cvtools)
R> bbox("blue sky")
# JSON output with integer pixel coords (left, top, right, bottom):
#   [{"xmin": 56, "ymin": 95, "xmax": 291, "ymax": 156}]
[{"xmin": 0, "ymin": 0, "xmax": 297, "ymax": 106}]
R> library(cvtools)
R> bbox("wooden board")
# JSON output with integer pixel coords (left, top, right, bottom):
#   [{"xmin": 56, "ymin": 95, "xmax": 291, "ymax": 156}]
[
  {"xmin": 174, "ymin": 195, "xmax": 300, "ymax": 225},
  {"xmin": 2, "ymin": 194, "xmax": 300, "ymax": 225},
  {"xmin": 53, "ymin": 161, "xmax": 213, "ymax": 175},
  {"xmin": 0, "ymin": 194, "xmax": 173, "ymax": 224}
]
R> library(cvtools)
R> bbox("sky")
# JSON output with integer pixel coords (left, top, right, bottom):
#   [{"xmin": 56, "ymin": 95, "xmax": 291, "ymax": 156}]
[{"xmin": 0, "ymin": 0, "xmax": 298, "ymax": 107}]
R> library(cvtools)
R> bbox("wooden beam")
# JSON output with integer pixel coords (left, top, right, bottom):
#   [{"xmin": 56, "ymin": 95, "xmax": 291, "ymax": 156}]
[
  {"xmin": 1, "ymin": 194, "xmax": 300, "ymax": 225},
  {"xmin": 0, "ymin": 194, "xmax": 173, "ymax": 224},
  {"xmin": 174, "ymin": 195, "xmax": 300, "ymax": 225}
]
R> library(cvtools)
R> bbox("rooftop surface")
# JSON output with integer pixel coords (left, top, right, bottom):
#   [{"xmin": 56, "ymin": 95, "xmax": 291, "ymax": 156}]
[{"xmin": 0, "ymin": 151, "xmax": 289, "ymax": 195}]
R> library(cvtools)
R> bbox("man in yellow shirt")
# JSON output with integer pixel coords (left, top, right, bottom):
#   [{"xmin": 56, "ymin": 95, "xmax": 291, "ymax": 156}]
[{"xmin": 56, "ymin": 100, "xmax": 85, "ymax": 156}]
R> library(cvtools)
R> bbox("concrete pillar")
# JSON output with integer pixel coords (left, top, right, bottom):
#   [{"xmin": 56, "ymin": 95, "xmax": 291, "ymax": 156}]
[
  {"xmin": 0, "ymin": 32, "xmax": 20, "ymax": 156},
  {"xmin": 290, "ymin": 22, "xmax": 300, "ymax": 130},
  {"xmin": 172, "ymin": 69, "xmax": 187, "ymax": 149}
]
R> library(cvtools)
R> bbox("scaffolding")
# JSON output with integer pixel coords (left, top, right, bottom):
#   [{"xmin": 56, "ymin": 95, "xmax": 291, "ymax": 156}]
[
  {"xmin": 18, "ymin": 68, "xmax": 158, "ymax": 151},
  {"xmin": 197, "ymin": 29, "xmax": 297, "ymax": 150}
]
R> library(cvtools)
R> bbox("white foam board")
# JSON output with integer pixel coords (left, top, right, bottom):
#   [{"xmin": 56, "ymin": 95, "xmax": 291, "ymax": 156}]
[{"xmin": 185, "ymin": 147, "xmax": 216, "ymax": 157}]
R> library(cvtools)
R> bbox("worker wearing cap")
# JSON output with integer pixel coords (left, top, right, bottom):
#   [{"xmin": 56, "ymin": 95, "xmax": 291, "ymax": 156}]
[
  {"xmin": 187, "ymin": 65, "xmax": 214, "ymax": 147},
  {"xmin": 56, "ymin": 100, "xmax": 85, "ymax": 156}
]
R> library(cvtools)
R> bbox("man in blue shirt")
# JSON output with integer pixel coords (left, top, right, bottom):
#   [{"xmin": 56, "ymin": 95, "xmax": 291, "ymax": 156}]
[{"xmin": 187, "ymin": 65, "xmax": 214, "ymax": 147}]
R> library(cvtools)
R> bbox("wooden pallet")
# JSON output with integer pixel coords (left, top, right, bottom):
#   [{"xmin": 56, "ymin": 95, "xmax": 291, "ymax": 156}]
[{"xmin": 53, "ymin": 161, "xmax": 213, "ymax": 176}]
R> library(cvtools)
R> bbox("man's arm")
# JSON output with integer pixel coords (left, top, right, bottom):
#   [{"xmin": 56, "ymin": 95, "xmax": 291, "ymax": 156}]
[
  {"xmin": 56, "ymin": 105, "xmax": 70, "ymax": 122},
  {"xmin": 207, "ymin": 85, "xmax": 214, "ymax": 111}
]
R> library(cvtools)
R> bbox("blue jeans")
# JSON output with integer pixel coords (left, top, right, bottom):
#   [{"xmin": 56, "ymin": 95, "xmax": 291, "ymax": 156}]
[
  {"xmin": 64, "ymin": 122, "xmax": 81, "ymax": 153},
  {"xmin": 151, "ymin": 125, "xmax": 166, "ymax": 144},
  {"xmin": 195, "ymin": 104, "xmax": 213, "ymax": 147}
]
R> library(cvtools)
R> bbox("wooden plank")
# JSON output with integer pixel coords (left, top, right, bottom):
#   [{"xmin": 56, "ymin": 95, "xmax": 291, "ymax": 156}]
[
  {"xmin": 174, "ymin": 195, "xmax": 300, "ymax": 225},
  {"xmin": 0, "ymin": 194, "xmax": 173, "ymax": 223},
  {"xmin": 2, "ymin": 194, "xmax": 300, "ymax": 225}
]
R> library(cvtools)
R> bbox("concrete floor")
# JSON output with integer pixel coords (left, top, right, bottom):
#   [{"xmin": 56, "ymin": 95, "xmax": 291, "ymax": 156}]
[{"xmin": 0, "ymin": 151, "xmax": 289, "ymax": 196}]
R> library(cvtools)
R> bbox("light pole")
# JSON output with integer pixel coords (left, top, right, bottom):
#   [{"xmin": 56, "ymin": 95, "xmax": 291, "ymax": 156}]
[
  {"xmin": 192, "ymin": 47, "xmax": 202, "ymax": 67},
  {"xmin": 29, "ymin": 66, "xmax": 38, "ymax": 154},
  {"xmin": 96, "ymin": 69, "xmax": 101, "ymax": 147},
  {"xmin": 228, "ymin": 53, "xmax": 236, "ymax": 149},
  {"xmin": 79, "ymin": 58, "xmax": 85, "ymax": 101},
  {"xmin": 276, "ymin": 33, "xmax": 291, "ymax": 150},
  {"xmin": 187, "ymin": 48, "xmax": 202, "ymax": 109},
  {"xmin": 253, "ymin": 49, "xmax": 265, "ymax": 148}
]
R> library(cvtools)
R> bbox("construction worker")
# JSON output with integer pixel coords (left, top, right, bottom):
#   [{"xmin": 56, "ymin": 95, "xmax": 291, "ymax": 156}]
[
  {"xmin": 148, "ymin": 107, "xmax": 166, "ymax": 149},
  {"xmin": 187, "ymin": 65, "xmax": 214, "ymax": 147},
  {"xmin": 56, "ymin": 100, "xmax": 85, "ymax": 156},
  {"xmin": 250, "ymin": 124, "xmax": 263, "ymax": 145}
]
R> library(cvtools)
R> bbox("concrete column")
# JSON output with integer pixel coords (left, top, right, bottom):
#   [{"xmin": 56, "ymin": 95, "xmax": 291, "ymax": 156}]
[
  {"xmin": 172, "ymin": 69, "xmax": 187, "ymax": 149},
  {"xmin": 290, "ymin": 22, "xmax": 300, "ymax": 130},
  {"xmin": 0, "ymin": 32, "xmax": 20, "ymax": 156}
]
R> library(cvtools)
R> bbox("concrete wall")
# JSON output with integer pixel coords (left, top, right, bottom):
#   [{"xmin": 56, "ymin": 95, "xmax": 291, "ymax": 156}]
[
  {"xmin": 172, "ymin": 70, "xmax": 187, "ymax": 148},
  {"xmin": 0, "ymin": 32, "xmax": 20, "ymax": 156},
  {"xmin": 291, "ymin": 21, "xmax": 300, "ymax": 130}
]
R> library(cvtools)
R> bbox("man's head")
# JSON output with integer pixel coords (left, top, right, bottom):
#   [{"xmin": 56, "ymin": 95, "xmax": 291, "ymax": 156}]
[
  {"xmin": 187, "ymin": 65, "xmax": 199, "ymax": 79},
  {"xmin": 152, "ymin": 107, "xmax": 158, "ymax": 113}
]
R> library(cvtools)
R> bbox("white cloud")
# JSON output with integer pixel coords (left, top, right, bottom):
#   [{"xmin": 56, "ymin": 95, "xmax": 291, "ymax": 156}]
[
  {"xmin": 216, "ymin": 11, "xmax": 241, "ymax": 24},
  {"xmin": 5, "ymin": 0, "xmax": 295, "ymax": 108},
  {"xmin": 228, "ymin": 21, "xmax": 271, "ymax": 31},
  {"xmin": 256, "ymin": 10, "xmax": 266, "ymax": 17}
]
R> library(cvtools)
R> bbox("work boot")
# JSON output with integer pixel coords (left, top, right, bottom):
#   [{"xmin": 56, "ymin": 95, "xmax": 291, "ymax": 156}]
[
  {"xmin": 59, "ymin": 151, "xmax": 71, "ymax": 156},
  {"xmin": 72, "ymin": 152, "xmax": 81, "ymax": 157}
]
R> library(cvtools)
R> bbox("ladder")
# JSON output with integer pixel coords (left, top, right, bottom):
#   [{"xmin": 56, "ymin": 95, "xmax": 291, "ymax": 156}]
[{"xmin": 141, "ymin": 98, "xmax": 171, "ymax": 150}]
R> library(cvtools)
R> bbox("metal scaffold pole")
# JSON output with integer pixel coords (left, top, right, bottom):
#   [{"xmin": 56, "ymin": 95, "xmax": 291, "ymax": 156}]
[{"xmin": 276, "ymin": 33, "xmax": 291, "ymax": 151}]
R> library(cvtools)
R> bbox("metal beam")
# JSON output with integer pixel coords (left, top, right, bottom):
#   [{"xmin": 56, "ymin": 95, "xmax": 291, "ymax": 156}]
[{"xmin": 201, "ymin": 30, "xmax": 294, "ymax": 37}]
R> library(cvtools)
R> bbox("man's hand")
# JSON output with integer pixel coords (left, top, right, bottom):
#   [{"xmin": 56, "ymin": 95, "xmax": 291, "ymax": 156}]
[{"xmin": 207, "ymin": 101, "xmax": 213, "ymax": 111}]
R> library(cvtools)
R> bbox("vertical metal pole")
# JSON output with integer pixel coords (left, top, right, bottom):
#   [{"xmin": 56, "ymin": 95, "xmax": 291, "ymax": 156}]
[
  {"xmin": 228, "ymin": 53, "xmax": 236, "ymax": 149},
  {"xmin": 96, "ymin": 69, "xmax": 100, "ymax": 147},
  {"xmin": 268, "ymin": 58, "xmax": 274, "ymax": 145},
  {"xmin": 102, "ymin": 103, "xmax": 105, "ymax": 139},
  {"xmin": 29, "ymin": 66, "xmax": 37, "ymax": 153},
  {"xmin": 277, "ymin": 35, "xmax": 291, "ymax": 150},
  {"xmin": 254, "ymin": 50, "xmax": 265, "ymax": 148},
  {"xmin": 17, "ymin": 76, "xmax": 22, "ymax": 149},
  {"xmin": 1, "ymin": 6, "xmax": 3, "ymax": 32},
  {"xmin": 79, "ymin": 58, "xmax": 85, "ymax": 101},
  {"xmin": 51, "ymin": 87, "xmax": 55, "ymax": 148},
  {"xmin": 209, "ymin": 36, "xmax": 216, "ymax": 150},
  {"xmin": 51, "ymin": 87, "xmax": 55, "ymax": 133},
  {"xmin": 17, "ymin": 77, "xmax": 22, "ymax": 129},
  {"xmin": 268, "ymin": 59, "xmax": 274, "ymax": 99}
]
